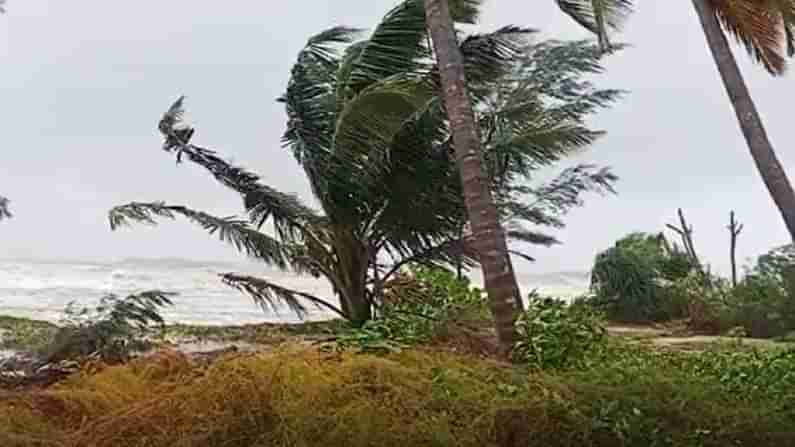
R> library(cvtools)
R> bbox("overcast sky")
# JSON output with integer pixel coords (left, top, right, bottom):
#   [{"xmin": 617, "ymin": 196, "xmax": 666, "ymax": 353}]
[{"xmin": 1, "ymin": 0, "xmax": 792, "ymax": 275}]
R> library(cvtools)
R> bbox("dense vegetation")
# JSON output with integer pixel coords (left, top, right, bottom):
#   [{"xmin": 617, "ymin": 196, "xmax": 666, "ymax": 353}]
[
  {"xmin": 589, "ymin": 225, "xmax": 795, "ymax": 339},
  {"xmin": 1, "ymin": 269, "xmax": 794, "ymax": 446}
]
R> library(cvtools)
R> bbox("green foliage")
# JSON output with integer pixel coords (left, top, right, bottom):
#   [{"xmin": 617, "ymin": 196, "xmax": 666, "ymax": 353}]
[
  {"xmin": 513, "ymin": 295, "xmax": 607, "ymax": 369},
  {"xmin": 2, "ymin": 346, "xmax": 794, "ymax": 446},
  {"xmin": 335, "ymin": 267, "xmax": 487, "ymax": 353},
  {"xmin": 590, "ymin": 232, "xmax": 695, "ymax": 322},
  {"xmin": 715, "ymin": 244, "xmax": 795, "ymax": 338},
  {"xmin": 0, "ymin": 316, "xmax": 57, "ymax": 352},
  {"xmin": 43, "ymin": 291, "xmax": 174, "ymax": 363}
]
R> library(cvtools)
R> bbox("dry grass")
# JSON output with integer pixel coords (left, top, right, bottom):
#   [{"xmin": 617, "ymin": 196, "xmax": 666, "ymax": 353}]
[{"xmin": 0, "ymin": 345, "xmax": 791, "ymax": 446}]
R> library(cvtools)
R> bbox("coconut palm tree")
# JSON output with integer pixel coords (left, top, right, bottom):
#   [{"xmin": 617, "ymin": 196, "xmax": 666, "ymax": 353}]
[
  {"xmin": 424, "ymin": 0, "xmax": 525, "ymax": 354},
  {"xmin": 110, "ymin": 0, "xmax": 619, "ymax": 327},
  {"xmin": 556, "ymin": 0, "xmax": 795, "ymax": 242}
]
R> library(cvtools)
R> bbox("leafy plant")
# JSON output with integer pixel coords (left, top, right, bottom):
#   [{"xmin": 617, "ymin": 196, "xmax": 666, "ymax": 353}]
[
  {"xmin": 590, "ymin": 232, "xmax": 695, "ymax": 322},
  {"xmin": 335, "ymin": 267, "xmax": 488, "ymax": 353},
  {"xmin": 512, "ymin": 294, "xmax": 607, "ymax": 369},
  {"xmin": 42, "ymin": 291, "xmax": 175, "ymax": 363}
]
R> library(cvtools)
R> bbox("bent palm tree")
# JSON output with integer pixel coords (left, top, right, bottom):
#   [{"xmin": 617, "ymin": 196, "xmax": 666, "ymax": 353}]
[
  {"xmin": 110, "ymin": 0, "xmax": 619, "ymax": 326},
  {"xmin": 557, "ymin": 0, "xmax": 795, "ymax": 242}
]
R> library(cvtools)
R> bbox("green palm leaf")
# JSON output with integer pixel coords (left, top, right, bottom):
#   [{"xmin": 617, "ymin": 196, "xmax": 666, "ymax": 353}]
[
  {"xmin": 159, "ymin": 97, "xmax": 322, "ymax": 240},
  {"xmin": 555, "ymin": 0, "xmax": 633, "ymax": 50},
  {"xmin": 221, "ymin": 273, "xmax": 344, "ymax": 319},
  {"xmin": 108, "ymin": 202, "xmax": 292, "ymax": 269}
]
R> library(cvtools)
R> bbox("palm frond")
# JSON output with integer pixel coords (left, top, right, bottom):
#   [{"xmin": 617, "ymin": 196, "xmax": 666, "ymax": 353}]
[
  {"xmin": 302, "ymin": 26, "xmax": 363, "ymax": 68},
  {"xmin": 158, "ymin": 97, "xmax": 321, "ymax": 240},
  {"xmin": 447, "ymin": 0, "xmax": 484, "ymax": 24},
  {"xmin": 346, "ymin": 0, "xmax": 430, "ymax": 93},
  {"xmin": 772, "ymin": 0, "xmax": 795, "ymax": 56},
  {"xmin": 556, "ymin": 0, "xmax": 633, "ymax": 50},
  {"xmin": 489, "ymin": 122, "xmax": 604, "ymax": 176},
  {"xmin": 505, "ymin": 228, "xmax": 560, "ymax": 247},
  {"xmin": 525, "ymin": 164, "xmax": 617, "ymax": 215},
  {"xmin": 0, "ymin": 196, "xmax": 11, "ymax": 221},
  {"xmin": 459, "ymin": 26, "xmax": 537, "ymax": 100},
  {"xmin": 712, "ymin": 0, "xmax": 787, "ymax": 74},
  {"xmin": 221, "ymin": 273, "xmax": 344, "ymax": 319},
  {"xmin": 104, "ymin": 290, "xmax": 176, "ymax": 330},
  {"xmin": 108, "ymin": 202, "xmax": 291, "ymax": 269},
  {"xmin": 334, "ymin": 75, "xmax": 433, "ymax": 166}
]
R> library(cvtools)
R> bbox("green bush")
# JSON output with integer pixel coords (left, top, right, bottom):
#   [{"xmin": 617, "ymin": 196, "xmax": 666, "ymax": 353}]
[
  {"xmin": 666, "ymin": 244, "xmax": 795, "ymax": 338},
  {"xmin": 513, "ymin": 294, "xmax": 607, "ymax": 369},
  {"xmin": 335, "ymin": 267, "xmax": 487, "ymax": 353},
  {"xmin": 590, "ymin": 233, "xmax": 695, "ymax": 322}
]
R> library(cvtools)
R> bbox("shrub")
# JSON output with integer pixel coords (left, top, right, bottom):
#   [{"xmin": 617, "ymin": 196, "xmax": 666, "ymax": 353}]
[
  {"xmin": 42, "ymin": 291, "xmax": 174, "ymax": 363},
  {"xmin": 513, "ymin": 294, "xmax": 607, "ymax": 369},
  {"xmin": 2, "ymin": 346, "xmax": 793, "ymax": 446},
  {"xmin": 590, "ymin": 232, "xmax": 694, "ymax": 322},
  {"xmin": 335, "ymin": 267, "xmax": 487, "ymax": 353}
]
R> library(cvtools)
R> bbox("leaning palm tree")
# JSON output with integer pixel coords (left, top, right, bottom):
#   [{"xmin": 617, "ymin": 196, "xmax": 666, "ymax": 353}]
[
  {"xmin": 110, "ymin": 0, "xmax": 619, "ymax": 327},
  {"xmin": 424, "ymin": 0, "xmax": 524, "ymax": 354},
  {"xmin": 557, "ymin": 0, "xmax": 795, "ymax": 242}
]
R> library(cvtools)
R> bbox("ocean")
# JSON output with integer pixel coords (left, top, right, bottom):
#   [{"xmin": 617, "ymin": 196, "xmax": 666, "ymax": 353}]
[{"xmin": 0, "ymin": 259, "xmax": 590, "ymax": 325}]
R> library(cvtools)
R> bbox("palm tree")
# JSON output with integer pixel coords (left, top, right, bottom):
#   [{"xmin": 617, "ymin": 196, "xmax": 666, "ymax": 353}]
[
  {"xmin": 110, "ymin": 0, "xmax": 619, "ymax": 327},
  {"xmin": 423, "ymin": 0, "xmax": 524, "ymax": 354},
  {"xmin": 556, "ymin": 0, "xmax": 795, "ymax": 242}
]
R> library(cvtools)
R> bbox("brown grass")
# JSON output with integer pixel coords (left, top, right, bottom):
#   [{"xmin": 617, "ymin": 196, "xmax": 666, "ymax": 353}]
[{"xmin": 0, "ymin": 345, "xmax": 791, "ymax": 446}]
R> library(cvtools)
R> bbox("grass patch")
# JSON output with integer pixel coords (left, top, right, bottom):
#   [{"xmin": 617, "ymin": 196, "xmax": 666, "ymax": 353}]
[
  {"xmin": 0, "ymin": 344, "xmax": 792, "ymax": 446},
  {"xmin": 0, "ymin": 316, "xmax": 58, "ymax": 352},
  {"xmin": 156, "ymin": 320, "xmax": 347, "ymax": 344}
]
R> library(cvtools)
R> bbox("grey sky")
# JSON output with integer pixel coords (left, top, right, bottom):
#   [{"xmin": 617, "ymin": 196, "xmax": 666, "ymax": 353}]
[{"xmin": 0, "ymin": 0, "xmax": 792, "ymax": 276}]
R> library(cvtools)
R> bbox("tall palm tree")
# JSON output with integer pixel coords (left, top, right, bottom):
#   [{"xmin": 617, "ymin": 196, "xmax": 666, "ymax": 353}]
[
  {"xmin": 111, "ymin": 0, "xmax": 619, "ymax": 329},
  {"xmin": 424, "ymin": 0, "xmax": 524, "ymax": 354},
  {"xmin": 557, "ymin": 0, "xmax": 795, "ymax": 242}
]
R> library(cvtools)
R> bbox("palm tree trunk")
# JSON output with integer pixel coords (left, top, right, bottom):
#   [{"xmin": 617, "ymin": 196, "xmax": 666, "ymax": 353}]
[
  {"xmin": 692, "ymin": 0, "xmax": 795, "ymax": 243},
  {"xmin": 424, "ymin": 0, "xmax": 523, "ymax": 356}
]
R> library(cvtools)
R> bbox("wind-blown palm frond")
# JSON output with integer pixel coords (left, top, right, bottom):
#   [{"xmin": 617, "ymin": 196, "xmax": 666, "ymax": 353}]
[
  {"xmin": 712, "ymin": 0, "xmax": 787, "ymax": 74},
  {"xmin": 221, "ymin": 273, "xmax": 344, "ymax": 319},
  {"xmin": 346, "ymin": 0, "xmax": 430, "ymax": 93},
  {"xmin": 109, "ymin": 202, "xmax": 292, "ymax": 269},
  {"xmin": 524, "ymin": 165, "xmax": 617, "ymax": 215},
  {"xmin": 158, "ymin": 97, "xmax": 321, "ymax": 240},
  {"xmin": 334, "ymin": 76, "xmax": 435, "ymax": 192},
  {"xmin": 772, "ymin": 0, "xmax": 795, "ymax": 56},
  {"xmin": 0, "ymin": 196, "xmax": 10, "ymax": 221},
  {"xmin": 102, "ymin": 290, "xmax": 176, "ymax": 330},
  {"xmin": 458, "ymin": 26, "xmax": 537, "ymax": 101},
  {"xmin": 556, "ymin": 0, "xmax": 633, "ymax": 50}
]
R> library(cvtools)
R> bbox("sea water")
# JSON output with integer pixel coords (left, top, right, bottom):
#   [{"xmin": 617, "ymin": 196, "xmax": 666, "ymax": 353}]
[{"xmin": 0, "ymin": 258, "xmax": 589, "ymax": 325}]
